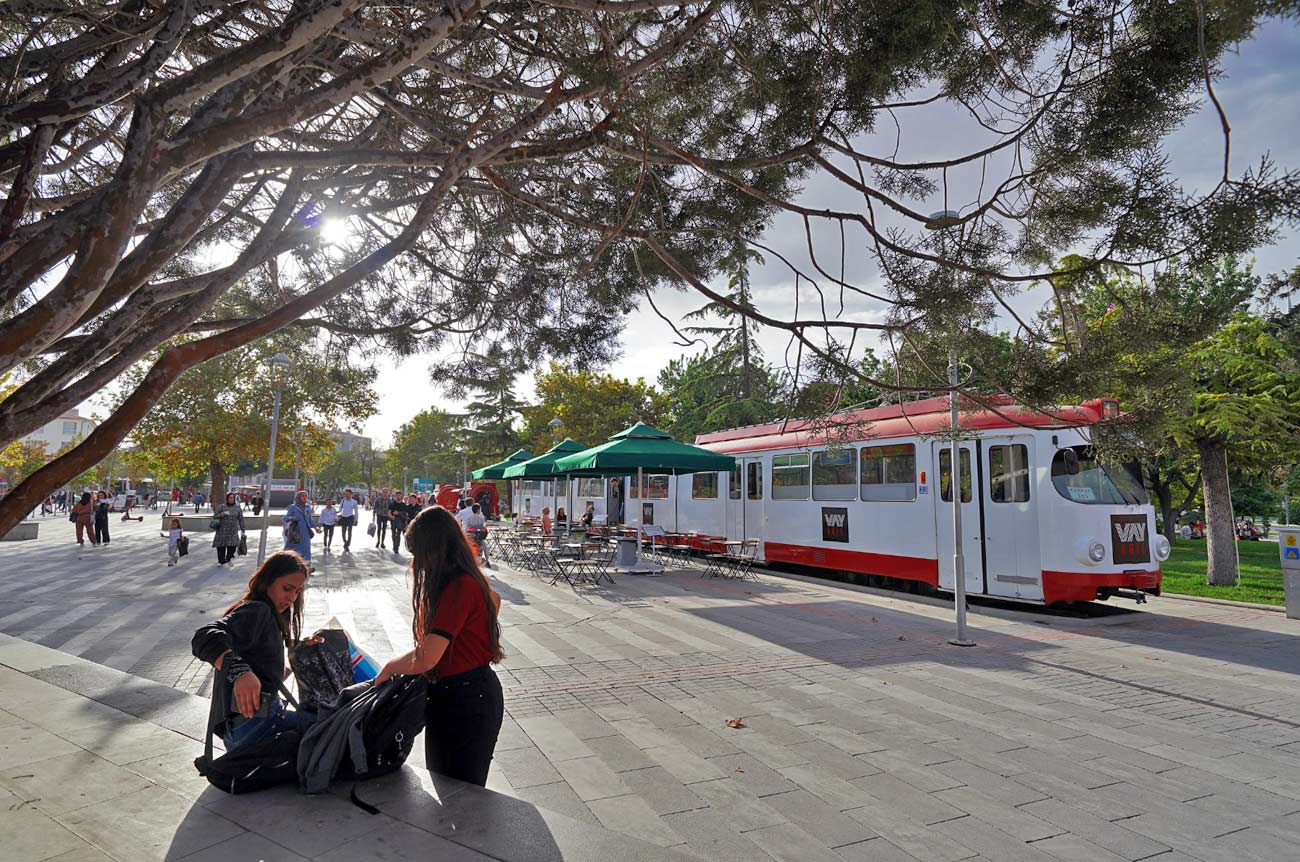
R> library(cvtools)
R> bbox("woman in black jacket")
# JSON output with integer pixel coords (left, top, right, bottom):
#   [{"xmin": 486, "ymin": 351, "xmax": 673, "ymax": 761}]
[{"xmin": 191, "ymin": 551, "xmax": 318, "ymax": 750}]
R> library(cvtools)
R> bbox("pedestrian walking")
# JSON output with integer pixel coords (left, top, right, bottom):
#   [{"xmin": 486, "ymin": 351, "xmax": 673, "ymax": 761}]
[
  {"xmin": 319, "ymin": 499, "xmax": 337, "ymax": 553},
  {"xmin": 251, "ymin": 490, "xmax": 264, "ymax": 517},
  {"xmin": 212, "ymin": 492, "xmax": 245, "ymax": 566},
  {"xmin": 338, "ymin": 488, "xmax": 359, "ymax": 552},
  {"xmin": 282, "ymin": 489, "xmax": 318, "ymax": 568},
  {"xmin": 388, "ymin": 491, "xmax": 411, "ymax": 553},
  {"xmin": 163, "ymin": 518, "xmax": 184, "ymax": 566},
  {"xmin": 93, "ymin": 490, "xmax": 112, "ymax": 546},
  {"xmin": 191, "ymin": 551, "xmax": 320, "ymax": 751},
  {"xmin": 71, "ymin": 492, "xmax": 95, "ymax": 546},
  {"xmin": 373, "ymin": 488, "xmax": 391, "ymax": 549},
  {"xmin": 41, "ymin": 496, "xmax": 53, "ymax": 516},
  {"xmin": 375, "ymin": 506, "xmax": 504, "ymax": 787}
]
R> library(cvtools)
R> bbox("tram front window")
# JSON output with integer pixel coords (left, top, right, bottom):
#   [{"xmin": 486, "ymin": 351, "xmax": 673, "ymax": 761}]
[{"xmin": 1050, "ymin": 446, "xmax": 1147, "ymax": 505}]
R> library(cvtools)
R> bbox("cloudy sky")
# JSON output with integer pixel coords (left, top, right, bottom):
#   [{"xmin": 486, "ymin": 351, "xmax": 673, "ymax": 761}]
[{"xmin": 351, "ymin": 16, "xmax": 1300, "ymax": 447}]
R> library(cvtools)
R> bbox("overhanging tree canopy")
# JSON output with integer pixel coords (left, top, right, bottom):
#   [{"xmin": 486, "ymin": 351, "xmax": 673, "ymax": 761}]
[{"xmin": 2, "ymin": 1, "xmax": 1298, "ymax": 533}]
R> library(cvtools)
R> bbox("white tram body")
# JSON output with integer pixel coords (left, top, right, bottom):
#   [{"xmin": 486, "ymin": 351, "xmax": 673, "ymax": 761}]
[{"xmin": 615, "ymin": 396, "xmax": 1168, "ymax": 605}]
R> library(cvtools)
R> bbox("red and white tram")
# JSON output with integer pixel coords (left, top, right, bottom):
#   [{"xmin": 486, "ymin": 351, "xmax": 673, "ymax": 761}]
[{"xmin": 619, "ymin": 396, "xmax": 1169, "ymax": 605}]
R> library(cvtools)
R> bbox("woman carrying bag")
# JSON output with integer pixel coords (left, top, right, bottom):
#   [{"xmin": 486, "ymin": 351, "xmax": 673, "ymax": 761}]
[
  {"xmin": 375, "ymin": 506, "xmax": 505, "ymax": 786},
  {"xmin": 212, "ymin": 492, "xmax": 245, "ymax": 567}
]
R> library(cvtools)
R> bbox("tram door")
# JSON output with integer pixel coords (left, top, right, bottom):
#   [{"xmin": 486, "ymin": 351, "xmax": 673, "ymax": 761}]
[
  {"xmin": 742, "ymin": 458, "xmax": 765, "ymax": 545},
  {"xmin": 933, "ymin": 443, "xmax": 985, "ymax": 595},
  {"xmin": 726, "ymin": 463, "xmax": 744, "ymax": 540},
  {"xmin": 980, "ymin": 437, "xmax": 1041, "ymax": 601}
]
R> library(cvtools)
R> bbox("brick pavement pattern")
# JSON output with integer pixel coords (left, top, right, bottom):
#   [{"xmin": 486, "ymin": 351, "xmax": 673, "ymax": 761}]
[{"xmin": 3, "ymin": 515, "xmax": 1300, "ymax": 861}]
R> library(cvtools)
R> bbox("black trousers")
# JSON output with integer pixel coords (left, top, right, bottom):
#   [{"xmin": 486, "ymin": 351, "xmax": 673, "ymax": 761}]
[
  {"xmin": 339, "ymin": 517, "xmax": 354, "ymax": 547},
  {"xmin": 391, "ymin": 519, "xmax": 405, "ymax": 551},
  {"xmin": 217, "ymin": 544, "xmax": 237, "ymax": 564},
  {"xmin": 322, "ymin": 524, "xmax": 335, "ymax": 546},
  {"xmin": 425, "ymin": 665, "xmax": 503, "ymax": 787},
  {"xmin": 94, "ymin": 520, "xmax": 110, "ymax": 545},
  {"xmin": 375, "ymin": 518, "xmax": 389, "ymax": 546}
]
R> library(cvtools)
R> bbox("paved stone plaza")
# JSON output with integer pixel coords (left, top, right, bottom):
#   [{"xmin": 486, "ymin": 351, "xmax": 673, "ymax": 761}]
[{"xmin": 2, "ymin": 514, "xmax": 1300, "ymax": 861}]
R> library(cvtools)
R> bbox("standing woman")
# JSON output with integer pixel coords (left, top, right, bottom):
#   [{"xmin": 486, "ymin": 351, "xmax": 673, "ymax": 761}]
[
  {"xmin": 375, "ymin": 507, "xmax": 504, "ymax": 787},
  {"xmin": 212, "ymin": 492, "xmax": 245, "ymax": 567},
  {"xmin": 93, "ymin": 490, "xmax": 112, "ymax": 547},
  {"xmin": 283, "ymin": 490, "xmax": 318, "ymax": 568},
  {"xmin": 71, "ymin": 492, "xmax": 96, "ymax": 546},
  {"xmin": 191, "ymin": 551, "xmax": 319, "ymax": 750}
]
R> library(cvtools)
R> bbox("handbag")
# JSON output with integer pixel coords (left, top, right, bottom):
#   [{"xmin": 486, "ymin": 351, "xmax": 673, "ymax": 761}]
[
  {"xmin": 178, "ymin": 535, "xmax": 190, "ymax": 556},
  {"xmin": 284, "ymin": 510, "xmax": 302, "ymax": 544},
  {"xmin": 69, "ymin": 511, "xmax": 77, "ymax": 522},
  {"xmin": 367, "ymin": 522, "xmax": 377, "ymax": 537},
  {"xmin": 209, "ymin": 518, "xmax": 221, "ymax": 530},
  {"xmin": 237, "ymin": 534, "xmax": 248, "ymax": 556}
]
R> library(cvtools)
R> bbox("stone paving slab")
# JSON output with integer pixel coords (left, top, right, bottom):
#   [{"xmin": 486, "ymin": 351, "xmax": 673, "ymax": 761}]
[
  {"xmin": 3, "ymin": 516, "xmax": 1300, "ymax": 860},
  {"xmin": 0, "ymin": 646, "xmax": 695, "ymax": 862}
]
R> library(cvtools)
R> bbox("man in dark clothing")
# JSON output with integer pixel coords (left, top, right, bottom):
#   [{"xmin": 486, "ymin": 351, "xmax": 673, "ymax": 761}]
[{"xmin": 388, "ymin": 492, "xmax": 411, "ymax": 552}]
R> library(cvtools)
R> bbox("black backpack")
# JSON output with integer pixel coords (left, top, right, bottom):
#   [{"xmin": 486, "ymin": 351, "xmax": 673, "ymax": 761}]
[
  {"xmin": 348, "ymin": 674, "xmax": 428, "ymax": 780},
  {"xmin": 196, "ymin": 729, "xmax": 303, "ymax": 794},
  {"xmin": 194, "ymin": 667, "xmax": 302, "ymax": 795}
]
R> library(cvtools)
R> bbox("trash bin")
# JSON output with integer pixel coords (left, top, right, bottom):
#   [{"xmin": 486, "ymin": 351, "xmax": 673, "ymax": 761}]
[{"xmin": 1274, "ymin": 526, "xmax": 1300, "ymax": 620}]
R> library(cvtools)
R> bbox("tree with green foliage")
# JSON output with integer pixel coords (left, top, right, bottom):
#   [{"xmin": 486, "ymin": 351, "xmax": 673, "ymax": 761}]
[
  {"xmin": 657, "ymin": 349, "xmax": 784, "ymax": 442},
  {"xmin": 1178, "ymin": 313, "xmax": 1300, "ymax": 584},
  {"xmin": 521, "ymin": 365, "xmax": 670, "ymax": 452},
  {"xmin": 385, "ymin": 409, "xmax": 466, "ymax": 488},
  {"xmin": 3, "ymin": 2, "xmax": 1298, "ymax": 536},
  {"xmin": 119, "ymin": 336, "xmax": 376, "ymax": 503},
  {"xmin": 451, "ymin": 344, "xmax": 526, "ymax": 466}
]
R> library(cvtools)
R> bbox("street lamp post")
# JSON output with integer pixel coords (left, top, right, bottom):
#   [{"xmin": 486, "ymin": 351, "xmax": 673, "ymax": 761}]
[
  {"xmin": 548, "ymin": 417, "xmax": 564, "ymax": 522},
  {"xmin": 293, "ymin": 425, "xmax": 304, "ymax": 490},
  {"xmin": 257, "ymin": 353, "xmax": 291, "ymax": 565},
  {"xmin": 926, "ymin": 210, "xmax": 975, "ymax": 648}
]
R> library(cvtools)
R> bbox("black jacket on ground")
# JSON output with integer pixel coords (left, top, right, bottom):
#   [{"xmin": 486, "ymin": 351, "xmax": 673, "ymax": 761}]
[{"xmin": 192, "ymin": 600, "xmax": 288, "ymax": 697}]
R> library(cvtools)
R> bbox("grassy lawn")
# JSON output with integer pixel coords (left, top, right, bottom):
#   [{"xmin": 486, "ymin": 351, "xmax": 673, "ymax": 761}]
[{"xmin": 1162, "ymin": 538, "xmax": 1286, "ymax": 605}]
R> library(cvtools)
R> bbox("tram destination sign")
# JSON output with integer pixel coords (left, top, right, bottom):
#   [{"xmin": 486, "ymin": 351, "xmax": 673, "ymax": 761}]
[
  {"xmin": 822, "ymin": 507, "xmax": 850, "ymax": 543},
  {"xmin": 1110, "ymin": 514, "xmax": 1150, "ymax": 564}
]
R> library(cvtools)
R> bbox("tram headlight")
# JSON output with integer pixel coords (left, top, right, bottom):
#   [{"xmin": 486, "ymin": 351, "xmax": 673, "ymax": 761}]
[
  {"xmin": 1153, "ymin": 534, "xmax": 1171, "ymax": 561},
  {"xmin": 1087, "ymin": 541, "xmax": 1106, "ymax": 563}
]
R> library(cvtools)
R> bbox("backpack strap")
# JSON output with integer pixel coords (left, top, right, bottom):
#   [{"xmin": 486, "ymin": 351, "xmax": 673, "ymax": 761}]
[{"xmin": 350, "ymin": 783, "xmax": 381, "ymax": 815}]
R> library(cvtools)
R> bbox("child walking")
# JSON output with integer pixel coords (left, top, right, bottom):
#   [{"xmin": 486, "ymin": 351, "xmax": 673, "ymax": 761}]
[
  {"xmin": 163, "ymin": 518, "xmax": 183, "ymax": 566},
  {"xmin": 320, "ymin": 499, "xmax": 337, "ymax": 554}
]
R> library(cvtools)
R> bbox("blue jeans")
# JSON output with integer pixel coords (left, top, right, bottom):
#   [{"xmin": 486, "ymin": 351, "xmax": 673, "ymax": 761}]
[{"xmin": 224, "ymin": 697, "xmax": 316, "ymax": 751}]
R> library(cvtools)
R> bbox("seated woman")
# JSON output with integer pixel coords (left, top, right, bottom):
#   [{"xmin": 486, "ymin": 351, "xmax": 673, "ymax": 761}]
[
  {"xmin": 580, "ymin": 502, "xmax": 595, "ymax": 527},
  {"xmin": 191, "ymin": 551, "xmax": 319, "ymax": 750},
  {"xmin": 375, "ymin": 507, "xmax": 504, "ymax": 787}
]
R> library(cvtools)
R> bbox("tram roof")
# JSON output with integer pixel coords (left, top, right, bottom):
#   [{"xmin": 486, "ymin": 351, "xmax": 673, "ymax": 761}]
[{"xmin": 694, "ymin": 395, "xmax": 1112, "ymax": 454}]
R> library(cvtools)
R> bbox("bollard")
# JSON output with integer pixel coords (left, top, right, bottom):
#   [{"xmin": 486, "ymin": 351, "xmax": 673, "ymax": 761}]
[{"xmin": 1275, "ymin": 526, "xmax": 1300, "ymax": 620}]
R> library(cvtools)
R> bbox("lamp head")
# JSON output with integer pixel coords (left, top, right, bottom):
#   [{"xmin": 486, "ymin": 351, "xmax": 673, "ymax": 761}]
[{"xmin": 269, "ymin": 352, "xmax": 291, "ymax": 387}]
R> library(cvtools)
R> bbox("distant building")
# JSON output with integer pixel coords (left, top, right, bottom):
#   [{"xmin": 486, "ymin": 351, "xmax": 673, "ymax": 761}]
[
  {"xmin": 330, "ymin": 430, "xmax": 372, "ymax": 453},
  {"xmin": 21, "ymin": 409, "xmax": 96, "ymax": 454}
]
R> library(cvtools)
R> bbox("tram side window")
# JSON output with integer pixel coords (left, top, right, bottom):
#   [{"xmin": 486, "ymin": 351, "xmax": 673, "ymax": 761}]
[
  {"xmin": 692, "ymin": 472, "xmax": 719, "ymax": 499},
  {"xmin": 746, "ymin": 462, "xmax": 763, "ymax": 500},
  {"xmin": 989, "ymin": 444, "xmax": 1031, "ymax": 503},
  {"xmin": 812, "ymin": 448, "xmax": 857, "ymax": 501},
  {"xmin": 938, "ymin": 448, "xmax": 972, "ymax": 503},
  {"xmin": 729, "ymin": 464, "xmax": 741, "ymax": 500},
  {"xmin": 772, "ymin": 454, "xmax": 810, "ymax": 500},
  {"xmin": 861, "ymin": 444, "xmax": 917, "ymax": 502}
]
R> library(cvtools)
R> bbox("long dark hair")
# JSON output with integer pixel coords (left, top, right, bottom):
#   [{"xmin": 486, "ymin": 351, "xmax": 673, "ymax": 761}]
[
  {"xmin": 224, "ymin": 550, "xmax": 307, "ymax": 647},
  {"xmin": 405, "ymin": 506, "xmax": 503, "ymax": 662},
  {"xmin": 79, "ymin": 491, "xmax": 91, "ymax": 505}
]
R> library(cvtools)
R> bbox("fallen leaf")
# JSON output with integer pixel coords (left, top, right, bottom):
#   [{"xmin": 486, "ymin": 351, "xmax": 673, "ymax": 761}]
[{"xmin": 724, "ymin": 718, "xmax": 747, "ymax": 729}]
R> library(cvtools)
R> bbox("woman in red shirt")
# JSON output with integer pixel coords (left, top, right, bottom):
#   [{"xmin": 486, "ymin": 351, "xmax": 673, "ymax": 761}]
[{"xmin": 375, "ymin": 506, "xmax": 504, "ymax": 786}]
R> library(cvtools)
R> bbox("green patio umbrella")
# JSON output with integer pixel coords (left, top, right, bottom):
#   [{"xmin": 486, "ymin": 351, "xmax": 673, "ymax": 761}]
[
  {"xmin": 554, "ymin": 423, "xmax": 736, "ymax": 571},
  {"xmin": 470, "ymin": 448, "xmax": 534, "ymax": 480},
  {"xmin": 504, "ymin": 439, "xmax": 588, "ymax": 523},
  {"xmin": 502, "ymin": 438, "xmax": 587, "ymax": 479},
  {"xmin": 552, "ymin": 423, "xmax": 735, "ymax": 475}
]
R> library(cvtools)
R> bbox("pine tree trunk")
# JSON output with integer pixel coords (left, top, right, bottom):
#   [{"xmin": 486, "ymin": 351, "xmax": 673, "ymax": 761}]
[
  {"xmin": 210, "ymin": 461, "xmax": 228, "ymax": 507},
  {"xmin": 1197, "ymin": 437, "xmax": 1238, "ymax": 587}
]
